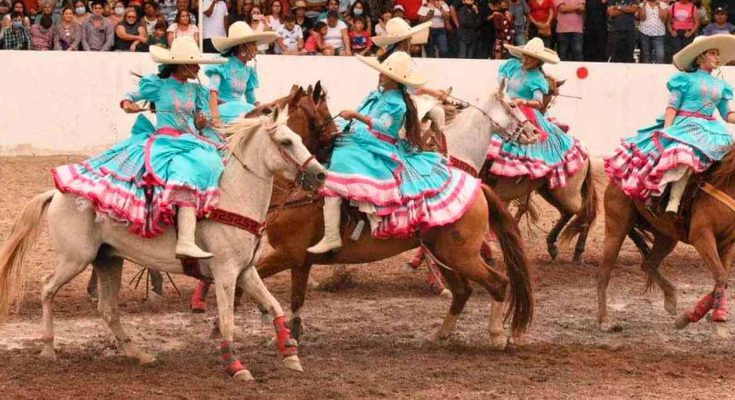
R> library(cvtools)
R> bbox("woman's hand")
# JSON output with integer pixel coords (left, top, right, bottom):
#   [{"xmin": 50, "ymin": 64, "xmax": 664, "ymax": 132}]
[
  {"xmin": 121, "ymin": 100, "xmax": 143, "ymax": 113},
  {"xmin": 211, "ymin": 114, "xmax": 223, "ymax": 128},
  {"xmin": 195, "ymin": 112, "xmax": 207, "ymax": 130},
  {"xmin": 512, "ymin": 98, "xmax": 527, "ymax": 107},
  {"xmin": 339, "ymin": 110, "xmax": 358, "ymax": 120}
]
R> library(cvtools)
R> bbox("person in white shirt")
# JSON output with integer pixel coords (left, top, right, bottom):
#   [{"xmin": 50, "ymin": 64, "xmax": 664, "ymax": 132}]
[
  {"xmin": 637, "ymin": 0, "xmax": 669, "ymax": 63},
  {"xmin": 202, "ymin": 0, "xmax": 228, "ymax": 53},
  {"xmin": 418, "ymin": 0, "xmax": 450, "ymax": 57},
  {"xmin": 323, "ymin": 10, "xmax": 350, "ymax": 54},
  {"xmin": 276, "ymin": 14, "xmax": 305, "ymax": 54}
]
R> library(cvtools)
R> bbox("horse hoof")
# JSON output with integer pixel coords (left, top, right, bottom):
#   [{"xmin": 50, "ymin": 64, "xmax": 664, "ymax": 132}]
[
  {"xmin": 489, "ymin": 334, "xmax": 508, "ymax": 350},
  {"xmin": 137, "ymin": 352, "xmax": 157, "ymax": 365},
  {"xmin": 714, "ymin": 322, "xmax": 731, "ymax": 339},
  {"xmin": 233, "ymin": 369, "xmax": 255, "ymax": 382},
  {"xmin": 146, "ymin": 291, "xmax": 164, "ymax": 305},
  {"xmin": 282, "ymin": 355, "xmax": 304, "ymax": 372},
  {"xmin": 438, "ymin": 289, "xmax": 452, "ymax": 299},
  {"xmin": 674, "ymin": 313, "xmax": 691, "ymax": 330},
  {"xmin": 547, "ymin": 246, "xmax": 558, "ymax": 261},
  {"xmin": 39, "ymin": 347, "xmax": 56, "ymax": 360},
  {"xmin": 664, "ymin": 296, "xmax": 678, "ymax": 316}
]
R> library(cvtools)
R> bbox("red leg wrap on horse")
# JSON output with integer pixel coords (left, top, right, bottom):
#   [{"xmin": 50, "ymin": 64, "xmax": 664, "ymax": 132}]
[
  {"xmin": 712, "ymin": 287, "xmax": 728, "ymax": 322},
  {"xmin": 191, "ymin": 280, "xmax": 209, "ymax": 312},
  {"xmin": 686, "ymin": 292, "xmax": 714, "ymax": 323},
  {"xmin": 408, "ymin": 249, "xmax": 424, "ymax": 269},
  {"xmin": 273, "ymin": 316, "xmax": 298, "ymax": 357},
  {"xmin": 219, "ymin": 340, "xmax": 245, "ymax": 376}
]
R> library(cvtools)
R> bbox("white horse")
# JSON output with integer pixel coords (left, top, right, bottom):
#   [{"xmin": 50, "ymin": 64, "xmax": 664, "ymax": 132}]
[{"xmin": 0, "ymin": 106, "xmax": 325, "ymax": 382}]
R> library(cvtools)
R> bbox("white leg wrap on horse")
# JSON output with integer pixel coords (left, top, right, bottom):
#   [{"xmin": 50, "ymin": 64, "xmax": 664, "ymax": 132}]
[
  {"xmin": 307, "ymin": 197, "xmax": 343, "ymax": 254},
  {"xmin": 175, "ymin": 207, "xmax": 213, "ymax": 259},
  {"xmin": 665, "ymin": 171, "xmax": 690, "ymax": 214}
]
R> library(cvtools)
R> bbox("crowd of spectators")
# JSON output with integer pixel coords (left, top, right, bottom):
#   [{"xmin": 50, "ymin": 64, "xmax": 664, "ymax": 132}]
[
  {"xmin": 0, "ymin": 0, "xmax": 198, "ymax": 50},
  {"xmin": 4, "ymin": 0, "xmax": 735, "ymax": 63}
]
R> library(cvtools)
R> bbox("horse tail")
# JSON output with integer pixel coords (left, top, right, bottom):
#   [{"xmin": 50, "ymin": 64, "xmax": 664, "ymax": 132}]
[
  {"xmin": 482, "ymin": 185, "xmax": 534, "ymax": 336},
  {"xmin": 0, "ymin": 190, "xmax": 55, "ymax": 323},
  {"xmin": 561, "ymin": 162, "xmax": 599, "ymax": 243}
]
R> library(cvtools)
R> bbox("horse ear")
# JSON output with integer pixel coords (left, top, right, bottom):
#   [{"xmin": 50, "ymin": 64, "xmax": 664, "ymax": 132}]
[
  {"xmin": 290, "ymin": 86, "xmax": 304, "ymax": 107},
  {"xmin": 306, "ymin": 84, "xmax": 313, "ymax": 96},
  {"xmin": 270, "ymin": 105, "xmax": 281, "ymax": 124},
  {"xmin": 313, "ymin": 81, "xmax": 323, "ymax": 104},
  {"xmin": 557, "ymin": 79, "xmax": 566, "ymax": 88}
]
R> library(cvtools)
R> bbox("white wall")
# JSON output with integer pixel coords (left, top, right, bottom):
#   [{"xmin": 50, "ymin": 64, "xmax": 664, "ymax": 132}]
[{"xmin": 1, "ymin": 50, "xmax": 734, "ymax": 156}]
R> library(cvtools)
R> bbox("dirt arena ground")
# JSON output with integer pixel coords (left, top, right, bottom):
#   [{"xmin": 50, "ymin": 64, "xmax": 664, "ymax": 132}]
[{"xmin": 1, "ymin": 156, "xmax": 735, "ymax": 399}]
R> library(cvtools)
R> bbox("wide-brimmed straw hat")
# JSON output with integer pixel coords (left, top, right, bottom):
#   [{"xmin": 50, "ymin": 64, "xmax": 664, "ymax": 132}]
[
  {"xmin": 212, "ymin": 21, "xmax": 278, "ymax": 53},
  {"xmin": 503, "ymin": 37, "xmax": 560, "ymax": 65},
  {"xmin": 293, "ymin": 0, "xmax": 306, "ymax": 9},
  {"xmin": 372, "ymin": 17, "xmax": 431, "ymax": 48},
  {"xmin": 150, "ymin": 36, "xmax": 226, "ymax": 64},
  {"xmin": 673, "ymin": 34, "xmax": 735, "ymax": 71},
  {"xmin": 357, "ymin": 51, "xmax": 427, "ymax": 88}
]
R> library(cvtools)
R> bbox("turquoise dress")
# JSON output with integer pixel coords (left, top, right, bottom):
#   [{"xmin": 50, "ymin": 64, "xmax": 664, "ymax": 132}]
[
  {"xmin": 321, "ymin": 88, "xmax": 480, "ymax": 238},
  {"xmin": 605, "ymin": 70, "xmax": 734, "ymax": 199},
  {"xmin": 52, "ymin": 75, "xmax": 225, "ymax": 238},
  {"xmin": 204, "ymin": 56, "xmax": 259, "ymax": 123},
  {"xmin": 487, "ymin": 58, "xmax": 588, "ymax": 189}
]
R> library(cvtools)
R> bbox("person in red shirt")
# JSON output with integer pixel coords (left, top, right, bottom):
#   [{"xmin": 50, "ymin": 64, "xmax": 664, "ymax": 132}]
[
  {"xmin": 528, "ymin": 0, "xmax": 554, "ymax": 46},
  {"xmin": 395, "ymin": 0, "xmax": 422, "ymax": 23}
]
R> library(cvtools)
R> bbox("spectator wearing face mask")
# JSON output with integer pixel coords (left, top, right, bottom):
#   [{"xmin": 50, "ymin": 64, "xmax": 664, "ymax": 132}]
[
  {"xmin": 54, "ymin": 6, "xmax": 82, "ymax": 50},
  {"xmin": 30, "ymin": 12, "xmax": 52, "ymax": 48},
  {"xmin": 114, "ymin": 7, "xmax": 148, "ymax": 51},
  {"xmin": 346, "ymin": 1, "xmax": 371, "ymax": 32},
  {"xmin": 1, "ymin": 11, "xmax": 31, "ymax": 49},
  {"xmin": 108, "ymin": 0, "xmax": 125, "ymax": 25},
  {"xmin": 82, "ymin": 0, "xmax": 114, "ymax": 50},
  {"xmin": 72, "ymin": 0, "xmax": 90, "ymax": 25},
  {"xmin": 2, "ymin": 1, "xmax": 31, "ymax": 28}
]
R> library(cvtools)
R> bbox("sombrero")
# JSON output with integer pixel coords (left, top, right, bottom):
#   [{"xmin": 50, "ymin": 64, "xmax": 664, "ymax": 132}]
[
  {"xmin": 212, "ymin": 21, "xmax": 278, "ymax": 53},
  {"xmin": 357, "ymin": 51, "xmax": 427, "ymax": 88},
  {"xmin": 372, "ymin": 17, "xmax": 431, "ymax": 48},
  {"xmin": 673, "ymin": 34, "xmax": 735, "ymax": 71},
  {"xmin": 503, "ymin": 37, "xmax": 560, "ymax": 65},
  {"xmin": 149, "ymin": 36, "xmax": 226, "ymax": 64}
]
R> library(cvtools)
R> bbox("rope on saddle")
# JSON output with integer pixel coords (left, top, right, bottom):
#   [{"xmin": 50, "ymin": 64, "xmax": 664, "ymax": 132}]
[{"xmin": 700, "ymin": 182, "xmax": 735, "ymax": 214}]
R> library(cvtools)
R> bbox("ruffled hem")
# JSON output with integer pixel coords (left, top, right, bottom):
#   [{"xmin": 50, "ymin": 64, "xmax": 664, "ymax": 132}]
[
  {"xmin": 487, "ymin": 136, "xmax": 589, "ymax": 189},
  {"xmin": 604, "ymin": 140, "xmax": 710, "ymax": 200},
  {"xmin": 373, "ymin": 170, "xmax": 481, "ymax": 238},
  {"xmin": 53, "ymin": 163, "xmax": 220, "ymax": 238}
]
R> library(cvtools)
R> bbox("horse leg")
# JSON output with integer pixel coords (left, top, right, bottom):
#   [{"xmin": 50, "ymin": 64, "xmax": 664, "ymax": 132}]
[
  {"xmin": 93, "ymin": 257, "xmax": 155, "ymax": 364},
  {"xmin": 211, "ymin": 264, "xmax": 253, "ymax": 381},
  {"xmin": 677, "ymin": 231, "xmax": 731, "ymax": 331},
  {"xmin": 640, "ymin": 234, "xmax": 678, "ymax": 315},
  {"xmin": 237, "ymin": 267, "xmax": 302, "ymax": 372},
  {"xmin": 288, "ymin": 262, "xmax": 313, "ymax": 343},
  {"xmin": 546, "ymin": 212, "xmax": 573, "ymax": 261},
  {"xmin": 427, "ymin": 269, "xmax": 471, "ymax": 343},
  {"xmin": 149, "ymin": 269, "xmax": 163, "ymax": 297},
  {"xmin": 87, "ymin": 269, "xmax": 98, "ymax": 301},
  {"xmin": 191, "ymin": 280, "xmax": 209, "ymax": 313},
  {"xmin": 40, "ymin": 258, "xmax": 90, "ymax": 360},
  {"xmin": 598, "ymin": 185, "xmax": 636, "ymax": 331}
]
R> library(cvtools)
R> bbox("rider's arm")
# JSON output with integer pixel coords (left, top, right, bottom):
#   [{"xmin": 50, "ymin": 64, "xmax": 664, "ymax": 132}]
[
  {"xmin": 663, "ymin": 107, "xmax": 677, "ymax": 128},
  {"xmin": 514, "ymin": 90, "xmax": 544, "ymax": 109}
]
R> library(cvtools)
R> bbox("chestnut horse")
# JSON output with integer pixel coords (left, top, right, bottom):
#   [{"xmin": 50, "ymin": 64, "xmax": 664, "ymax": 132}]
[
  {"xmin": 251, "ymin": 82, "xmax": 536, "ymax": 349},
  {"xmin": 598, "ymin": 146, "xmax": 735, "ymax": 333}
]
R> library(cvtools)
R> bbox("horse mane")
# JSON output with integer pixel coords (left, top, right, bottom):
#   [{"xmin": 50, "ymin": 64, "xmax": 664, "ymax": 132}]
[
  {"xmin": 218, "ymin": 107, "xmax": 289, "ymax": 157},
  {"xmin": 709, "ymin": 143, "xmax": 735, "ymax": 188}
]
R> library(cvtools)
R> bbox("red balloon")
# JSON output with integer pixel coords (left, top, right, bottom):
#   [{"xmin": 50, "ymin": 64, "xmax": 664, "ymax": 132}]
[{"xmin": 576, "ymin": 66, "xmax": 589, "ymax": 79}]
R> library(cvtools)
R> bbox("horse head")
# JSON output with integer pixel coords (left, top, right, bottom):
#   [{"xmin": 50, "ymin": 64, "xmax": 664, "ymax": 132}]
[
  {"xmin": 221, "ymin": 105, "xmax": 326, "ymax": 192},
  {"xmin": 488, "ymin": 79, "xmax": 540, "ymax": 145}
]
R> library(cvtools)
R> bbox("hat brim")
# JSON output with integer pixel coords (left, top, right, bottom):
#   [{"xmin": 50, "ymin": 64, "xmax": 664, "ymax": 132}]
[
  {"xmin": 673, "ymin": 35, "xmax": 735, "ymax": 70},
  {"xmin": 212, "ymin": 32, "xmax": 278, "ymax": 53},
  {"xmin": 372, "ymin": 21, "xmax": 431, "ymax": 48},
  {"xmin": 503, "ymin": 43, "xmax": 560, "ymax": 64},
  {"xmin": 149, "ymin": 45, "xmax": 226, "ymax": 64},
  {"xmin": 356, "ymin": 55, "xmax": 427, "ymax": 88}
]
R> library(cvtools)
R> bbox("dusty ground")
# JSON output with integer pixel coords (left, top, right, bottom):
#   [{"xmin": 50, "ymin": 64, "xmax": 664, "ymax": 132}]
[{"xmin": 1, "ymin": 155, "xmax": 735, "ymax": 400}]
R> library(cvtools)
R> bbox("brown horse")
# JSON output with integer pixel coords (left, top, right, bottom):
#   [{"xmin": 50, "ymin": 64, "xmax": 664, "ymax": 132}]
[
  {"xmin": 598, "ymin": 147, "xmax": 735, "ymax": 332},
  {"xmin": 253, "ymin": 83, "xmax": 535, "ymax": 349}
]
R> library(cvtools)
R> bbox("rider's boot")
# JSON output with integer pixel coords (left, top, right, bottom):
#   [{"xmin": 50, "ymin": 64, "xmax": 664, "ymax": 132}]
[
  {"xmin": 175, "ymin": 207, "xmax": 213, "ymax": 259},
  {"xmin": 665, "ymin": 172, "xmax": 690, "ymax": 215},
  {"xmin": 307, "ymin": 197, "xmax": 343, "ymax": 254}
]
